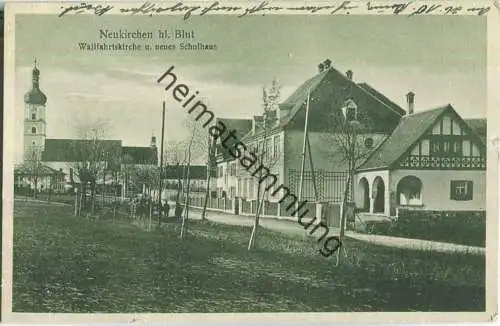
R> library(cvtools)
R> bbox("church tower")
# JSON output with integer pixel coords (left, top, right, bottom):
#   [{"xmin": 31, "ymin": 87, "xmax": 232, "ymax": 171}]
[{"xmin": 23, "ymin": 59, "xmax": 47, "ymax": 162}]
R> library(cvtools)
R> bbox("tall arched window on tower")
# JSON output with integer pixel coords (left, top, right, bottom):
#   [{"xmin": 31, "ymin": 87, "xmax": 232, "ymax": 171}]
[
  {"xmin": 31, "ymin": 126, "xmax": 37, "ymax": 134},
  {"xmin": 31, "ymin": 113, "xmax": 36, "ymax": 120}
]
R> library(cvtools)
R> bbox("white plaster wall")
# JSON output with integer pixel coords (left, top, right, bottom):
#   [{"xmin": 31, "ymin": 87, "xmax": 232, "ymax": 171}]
[
  {"xmin": 390, "ymin": 169, "xmax": 486, "ymax": 211},
  {"xmin": 354, "ymin": 170, "xmax": 391, "ymax": 215},
  {"xmin": 44, "ymin": 162, "xmax": 74, "ymax": 183}
]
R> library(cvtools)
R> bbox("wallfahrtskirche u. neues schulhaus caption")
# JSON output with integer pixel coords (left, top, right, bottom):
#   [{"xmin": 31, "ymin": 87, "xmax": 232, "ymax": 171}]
[
  {"xmin": 78, "ymin": 42, "xmax": 218, "ymax": 52},
  {"xmin": 77, "ymin": 28, "xmax": 219, "ymax": 51}
]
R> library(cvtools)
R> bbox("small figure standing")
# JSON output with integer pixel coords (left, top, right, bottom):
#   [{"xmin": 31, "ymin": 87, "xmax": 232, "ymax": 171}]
[{"xmin": 162, "ymin": 200, "xmax": 170, "ymax": 217}]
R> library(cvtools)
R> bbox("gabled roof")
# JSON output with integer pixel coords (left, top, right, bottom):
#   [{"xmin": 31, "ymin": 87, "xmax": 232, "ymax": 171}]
[
  {"xmin": 122, "ymin": 146, "xmax": 158, "ymax": 165},
  {"xmin": 42, "ymin": 139, "xmax": 122, "ymax": 161},
  {"xmin": 217, "ymin": 118, "xmax": 253, "ymax": 134},
  {"xmin": 357, "ymin": 105, "xmax": 451, "ymax": 171},
  {"xmin": 42, "ymin": 139, "xmax": 157, "ymax": 167},
  {"xmin": 242, "ymin": 66, "xmax": 405, "ymax": 141},
  {"xmin": 280, "ymin": 67, "xmax": 405, "ymax": 127},
  {"xmin": 42, "ymin": 138, "xmax": 123, "ymax": 170},
  {"xmin": 14, "ymin": 163, "xmax": 65, "ymax": 176},
  {"xmin": 215, "ymin": 118, "xmax": 252, "ymax": 162},
  {"xmin": 357, "ymin": 83, "xmax": 406, "ymax": 116},
  {"xmin": 465, "ymin": 118, "xmax": 487, "ymax": 145}
]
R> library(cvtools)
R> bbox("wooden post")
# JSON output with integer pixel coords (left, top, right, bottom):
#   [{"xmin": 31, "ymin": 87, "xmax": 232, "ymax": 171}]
[
  {"xmin": 298, "ymin": 89, "xmax": 312, "ymax": 209},
  {"xmin": 158, "ymin": 101, "xmax": 166, "ymax": 223},
  {"xmin": 306, "ymin": 134, "xmax": 319, "ymax": 202},
  {"xmin": 74, "ymin": 188, "xmax": 78, "ymax": 216}
]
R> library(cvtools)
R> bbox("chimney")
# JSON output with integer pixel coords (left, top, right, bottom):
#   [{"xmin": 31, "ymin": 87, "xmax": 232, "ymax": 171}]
[
  {"xmin": 323, "ymin": 59, "xmax": 332, "ymax": 70},
  {"xmin": 346, "ymin": 70, "xmax": 353, "ymax": 81},
  {"xmin": 406, "ymin": 91, "xmax": 415, "ymax": 115},
  {"xmin": 278, "ymin": 104, "xmax": 290, "ymax": 123},
  {"xmin": 150, "ymin": 135, "xmax": 157, "ymax": 148},
  {"xmin": 252, "ymin": 115, "xmax": 264, "ymax": 134}
]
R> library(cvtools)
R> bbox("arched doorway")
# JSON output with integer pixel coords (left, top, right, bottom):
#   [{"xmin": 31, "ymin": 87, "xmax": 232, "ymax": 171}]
[
  {"xmin": 372, "ymin": 176, "xmax": 385, "ymax": 213},
  {"xmin": 356, "ymin": 177, "xmax": 370, "ymax": 212},
  {"xmin": 397, "ymin": 175, "xmax": 423, "ymax": 206}
]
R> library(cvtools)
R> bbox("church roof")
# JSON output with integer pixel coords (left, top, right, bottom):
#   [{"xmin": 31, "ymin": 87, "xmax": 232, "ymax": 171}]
[
  {"xmin": 41, "ymin": 139, "xmax": 157, "ymax": 168},
  {"xmin": 42, "ymin": 139, "xmax": 123, "ymax": 170},
  {"xmin": 24, "ymin": 88, "xmax": 47, "ymax": 106},
  {"xmin": 25, "ymin": 64, "xmax": 47, "ymax": 105}
]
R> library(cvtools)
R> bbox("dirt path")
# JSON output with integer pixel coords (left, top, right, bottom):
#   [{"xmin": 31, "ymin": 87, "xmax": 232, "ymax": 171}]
[{"xmin": 182, "ymin": 205, "xmax": 485, "ymax": 255}]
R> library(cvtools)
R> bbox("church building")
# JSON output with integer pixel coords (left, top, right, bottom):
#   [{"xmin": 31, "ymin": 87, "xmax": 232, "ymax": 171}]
[{"xmin": 14, "ymin": 61, "xmax": 158, "ymax": 195}]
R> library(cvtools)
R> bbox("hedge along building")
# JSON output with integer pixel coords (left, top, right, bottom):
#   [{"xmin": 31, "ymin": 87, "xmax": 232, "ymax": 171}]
[
  {"xmin": 354, "ymin": 98, "xmax": 487, "ymax": 218},
  {"xmin": 228, "ymin": 61, "xmax": 407, "ymax": 220}
]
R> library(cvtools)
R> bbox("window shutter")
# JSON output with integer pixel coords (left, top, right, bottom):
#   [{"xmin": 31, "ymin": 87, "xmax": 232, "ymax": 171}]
[
  {"xmin": 450, "ymin": 181, "xmax": 456, "ymax": 200},
  {"xmin": 466, "ymin": 181, "xmax": 473, "ymax": 200}
]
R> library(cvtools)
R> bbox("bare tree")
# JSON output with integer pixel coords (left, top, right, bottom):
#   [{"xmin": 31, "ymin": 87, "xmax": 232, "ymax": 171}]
[
  {"xmin": 23, "ymin": 146, "xmax": 44, "ymax": 198},
  {"xmin": 248, "ymin": 79, "xmax": 282, "ymax": 250},
  {"xmin": 201, "ymin": 131, "xmax": 216, "ymax": 220},
  {"xmin": 69, "ymin": 120, "xmax": 118, "ymax": 217},
  {"xmin": 128, "ymin": 164, "xmax": 159, "ymax": 231},
  {"xmin": 330, "ymin": 98, "xmax": 370, "ymax": 265},
  {"xmin": 164, "ymin": 139, "xmax": 188, "ymax": 217},
  {"xmin": 179, "ymin": 118, "xmax": 209, "ymax": 237}
]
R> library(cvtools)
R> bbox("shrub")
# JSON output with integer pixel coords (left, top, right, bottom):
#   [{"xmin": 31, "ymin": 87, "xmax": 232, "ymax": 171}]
[
  {"xmin": 386, "ymin": 210, "xmax": 485, "ymax": 247},
  {"xmin": 354, "ymin": 219, "xmax": 395, "ymax": 235}
]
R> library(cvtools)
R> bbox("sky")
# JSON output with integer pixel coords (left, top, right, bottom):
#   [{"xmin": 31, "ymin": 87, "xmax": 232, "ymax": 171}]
[{"xmin": 14, "ymin": 14, "xmax": 487, "ymax": 163}]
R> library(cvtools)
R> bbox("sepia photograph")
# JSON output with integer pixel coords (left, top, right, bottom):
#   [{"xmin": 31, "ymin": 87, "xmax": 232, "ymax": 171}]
[{"xmin": 2, "ymin": 1, "xmax": 498, "ymax": 323}]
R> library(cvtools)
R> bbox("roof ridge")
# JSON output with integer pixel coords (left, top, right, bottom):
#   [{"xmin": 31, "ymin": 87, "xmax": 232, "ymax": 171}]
[
  {"xmin": 402, "ymin": 104, "xmax": 450, "ymax": 118},
  {"xmin": 355, "ymin": 82, "xmax": 405, "ymax": 117},
  {"xmin": 356, "ymin": 82, "xmax": 405, "ymax": 115},
  {"xmin": 357, "ymin": 104, "xmax": 452, "ymax": 171},
  {"xmin": 280, "ymin": 68, "xmax": 330, "ymax": 105}
]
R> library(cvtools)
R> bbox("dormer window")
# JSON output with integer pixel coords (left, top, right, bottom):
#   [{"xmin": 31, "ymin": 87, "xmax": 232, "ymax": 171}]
[{"xmin": 342, "ymin": 99, "xmax": 358, "ymax": 122}]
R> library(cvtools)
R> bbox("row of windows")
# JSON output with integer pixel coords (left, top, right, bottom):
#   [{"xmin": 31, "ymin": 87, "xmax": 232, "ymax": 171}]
[
  {"xmin": 248, "ymin": 134, "xmax": 281, "ymax": 161},
  {"xmin": 429, "ymin": 137, "xmax": 464, "ymax": 156},
  {"xmin": 217, "ymin": 135, "xmax": 282, "ymax": 179},
  {"xmin": 217, "ymin": 164, "xmax": 237, "ymax": 179}
]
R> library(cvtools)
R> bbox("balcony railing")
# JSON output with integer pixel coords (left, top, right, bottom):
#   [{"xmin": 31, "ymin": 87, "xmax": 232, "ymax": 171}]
[{"xmin": 399, "ymin": 155, "xmax": 486, "ymax": 170}]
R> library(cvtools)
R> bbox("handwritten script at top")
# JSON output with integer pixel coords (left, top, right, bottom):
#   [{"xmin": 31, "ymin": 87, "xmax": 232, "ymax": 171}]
[{"xmin": 58, "ymin": 1, "xmax": 492, "ymax": 19}]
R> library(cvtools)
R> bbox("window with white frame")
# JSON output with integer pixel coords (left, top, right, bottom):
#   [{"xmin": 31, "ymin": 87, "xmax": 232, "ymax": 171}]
[
  {"xmin": 450, "ymin": 180, "xmax": 473, "ymax": 201},
  {"xmin": 342, "ymin": 98, "xmax": 358, "ymax": 122}
]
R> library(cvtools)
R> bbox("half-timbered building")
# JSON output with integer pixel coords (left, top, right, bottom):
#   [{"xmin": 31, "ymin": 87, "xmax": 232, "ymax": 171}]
[{"xmin": 355, "ymin": 103, "xmax": 486, "ymax": 216}]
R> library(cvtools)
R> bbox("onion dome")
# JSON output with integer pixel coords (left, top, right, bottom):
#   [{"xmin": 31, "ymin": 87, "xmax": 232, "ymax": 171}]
[{"xmin": 24, "ymin": 59, "xmax": 47, "ymax": 105}]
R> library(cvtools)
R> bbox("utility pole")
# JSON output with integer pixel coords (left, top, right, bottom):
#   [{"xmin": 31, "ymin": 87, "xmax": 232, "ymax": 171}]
[
  {"xmin": 298, "ymin": 88, "xmax": 311, "ymax": 206},
  {"xmin": 158, "ymin": 101, "xmax": 166, "ymax": 223}
]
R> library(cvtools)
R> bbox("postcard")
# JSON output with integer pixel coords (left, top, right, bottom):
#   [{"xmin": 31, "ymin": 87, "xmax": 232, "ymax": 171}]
[{"xmin": 2, "ymin": 0, "xmax": 499, "ymax": 323}]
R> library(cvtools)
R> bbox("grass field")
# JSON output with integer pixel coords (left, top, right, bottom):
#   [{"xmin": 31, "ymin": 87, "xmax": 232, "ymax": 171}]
[{"xmin": 13, "ymin": 200, "xmax": 486, "ymax": 313}]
